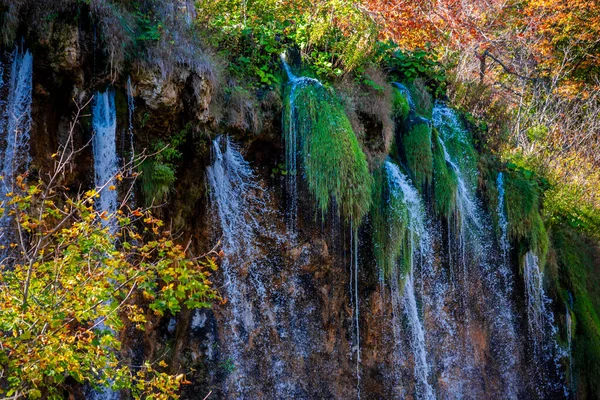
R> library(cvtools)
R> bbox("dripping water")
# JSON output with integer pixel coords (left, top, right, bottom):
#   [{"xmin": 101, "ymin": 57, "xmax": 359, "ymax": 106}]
[
  {"xmin": 350, "ymin": 221, "xmax": 361, "ymax": 397},
  {"xmin": 566, "ymin": 300, "xmax": 573, "ymax": 397}
]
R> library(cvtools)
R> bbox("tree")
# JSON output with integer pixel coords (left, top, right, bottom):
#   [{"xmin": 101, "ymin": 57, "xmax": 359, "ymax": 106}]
[{"xmin": 0, "ymin": 100, "xmax": 219, "ymax": 399}]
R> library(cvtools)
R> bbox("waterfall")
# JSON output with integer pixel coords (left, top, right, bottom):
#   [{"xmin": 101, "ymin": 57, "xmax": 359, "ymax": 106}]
[
  {"xmin": 92, "ymin": 90, "xmax": 118, "ymax": 231},
  {"xmin": 523, "ymin": 250, "xmax": 565, "ymax": 397},
  {"xmin": 383, "ymin": 160, "xmax": 434, "ymax": 399},
  {"xmin": 126, "ymin": 77, "xmax": 135, "ymax": 172},
  {"xmin": 496, "ymin": 172, "xmax": 513, "ymax": 292},
  {"xmin": 524, "ymin": 252, "xmax": 550, "ymax": 353},
  {"xmin": 89, "ymin": 89, "xmax": 120, "ymax": 400},
  {"xmin": 207, "ymin": 136, "xmax": 271, "ymax": 398},
  {"xmin": 433, "ymin": 102, "xmax": 520, "ymax": 398},
  {"xmin": 0, "ymin": 48, "xmax": 33, "ymax": 261}
]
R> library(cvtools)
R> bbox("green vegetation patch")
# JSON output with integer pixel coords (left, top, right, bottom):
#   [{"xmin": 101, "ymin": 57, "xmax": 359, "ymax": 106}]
[
  {"xmin": 371, "ymin": 161, "xmax": 411, "ymax": 279},
  {"xmin": 392, "ymin": 87, "xmax": 410, "ymax": 121},
  {"xmin": 552, "ymin": 228, "xmax": 600, "ymax": 397},
  {"xmin": 284, "ymin": 83, "xmax": 372, "ymax": 222},
  {"xmin": 432, "ymin": 128, "xmax": 458, "ymax": 217},
  {"xmin": 401, "ymin": 118, "xmax": 433, "ymax": 191},
  {"xmin": 504, "ymin": 167, "xmax": 549, "ymax": 263}
]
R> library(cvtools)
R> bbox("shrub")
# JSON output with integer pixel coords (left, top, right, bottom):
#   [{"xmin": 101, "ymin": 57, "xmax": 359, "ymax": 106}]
[
  {"xmin": 139, "ymin": 124, "xmax": 188, "ymax": 206},
  {"xmin": 0, "ymin": 175, "xmax": 218, "ymax": 399}
]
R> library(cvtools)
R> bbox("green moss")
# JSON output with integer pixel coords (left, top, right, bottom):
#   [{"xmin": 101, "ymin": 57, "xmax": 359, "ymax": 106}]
[
  {"xmin": 392, "ymin": 87, "xmax": 410, "ymax": 121},
  {"xmin": 552, "ymin": 228, "xmax": 600, "ymax": 397},
  {"xmin": 371, "ymin": 161, "xmax": 410, "ymax": 279},
  {"xmin": 504, "ymin": 168, "xmax": 550, "ymax": 263},
  {"xmin": 401, "ymin": 119, "xmax": 433, "ymax": 191},
  {"xmin": 432, "ymin": 128, "xmax": 457, "ymax": 217},
  {"xmin": 284, "ymin": 84, "xmax": 373, "ymax": 222}
]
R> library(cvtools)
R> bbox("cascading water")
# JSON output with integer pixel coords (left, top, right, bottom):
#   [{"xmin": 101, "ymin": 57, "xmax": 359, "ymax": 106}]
[
  {"xmin": 383, "ymin": 160, "xmax": 435, "ymax": 399},
  {"xmin": 207, "ymin": 136, "xmax": 264, "ymax": 398},
  {"xmin": 90, "ymin": 89, "xmax": 120, "ymax": 400},
  {"xmin": 496, "ymin": 172, "xmax": 513, "ymax": 292},
  {"xmin": 433, "ymin": 102, "xmax": 521, "ymax": 398},
  {"xmin": 92, "ymin": 90, "xmax": 118, "ymax": 231},
  {"xmin": 207, "ymin": 136, "xmax": 312, "ymax": 399},
  {"xmin": 524, "ymin": 251, "xmax": 566, "ymax": 396},
  {"xmin": 0, "ymin": 47, "xmax": 33, "ymax": 261}
]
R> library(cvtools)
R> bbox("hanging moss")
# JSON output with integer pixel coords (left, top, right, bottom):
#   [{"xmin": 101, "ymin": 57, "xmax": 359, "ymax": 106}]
[
  {"xmin": 371, "ymin": 161, "xmax": 410, "ymax": 279},
  {"xmin": 392, "ymin": 87, "xmax": 410, "ymax": 121},
  {"xmin": 283, "ymin": 83, "xmax": 373, "ymax": 222},
  {"xmin": 432, "ymin": 128, "xmax": 457, "ymax": 217},
  {"xmin": 552, "ymin": 228, "xmax": 600, "ymax": 397},
  {"xmin": 503, "ymin": 168, "xmax": 550, "ymax": 264},
  {"xmin": 401, "ymin": 118, "xmax": 433, "ymax": 191}
]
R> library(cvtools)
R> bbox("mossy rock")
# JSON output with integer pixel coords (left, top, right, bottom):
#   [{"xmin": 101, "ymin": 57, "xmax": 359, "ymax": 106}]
[
  {"xmin": 283, "ymin": 83, "xmax": 372, "ymax": 222},
  {"xmin": 401, "ymin": 117, "xmax": 433, "ymax": 191}
]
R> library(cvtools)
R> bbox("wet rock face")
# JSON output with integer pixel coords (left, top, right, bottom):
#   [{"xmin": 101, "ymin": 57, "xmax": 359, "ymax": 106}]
[
  {"xmin": 47, "ymin": 23, "xmax": 81, "ymax": 72},
  {"xmin": 136, "ymin": 68, "xmax": 185, "ymax": 111},
  {"xmin": 134, "ymin": 68, "xmax": 213, "ymax": 124}
]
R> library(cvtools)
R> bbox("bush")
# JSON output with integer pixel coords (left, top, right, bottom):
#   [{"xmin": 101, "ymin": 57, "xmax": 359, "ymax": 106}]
[{"xmin": 0, "ymin": 176, "xmax": 218, "ymax": 399}]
